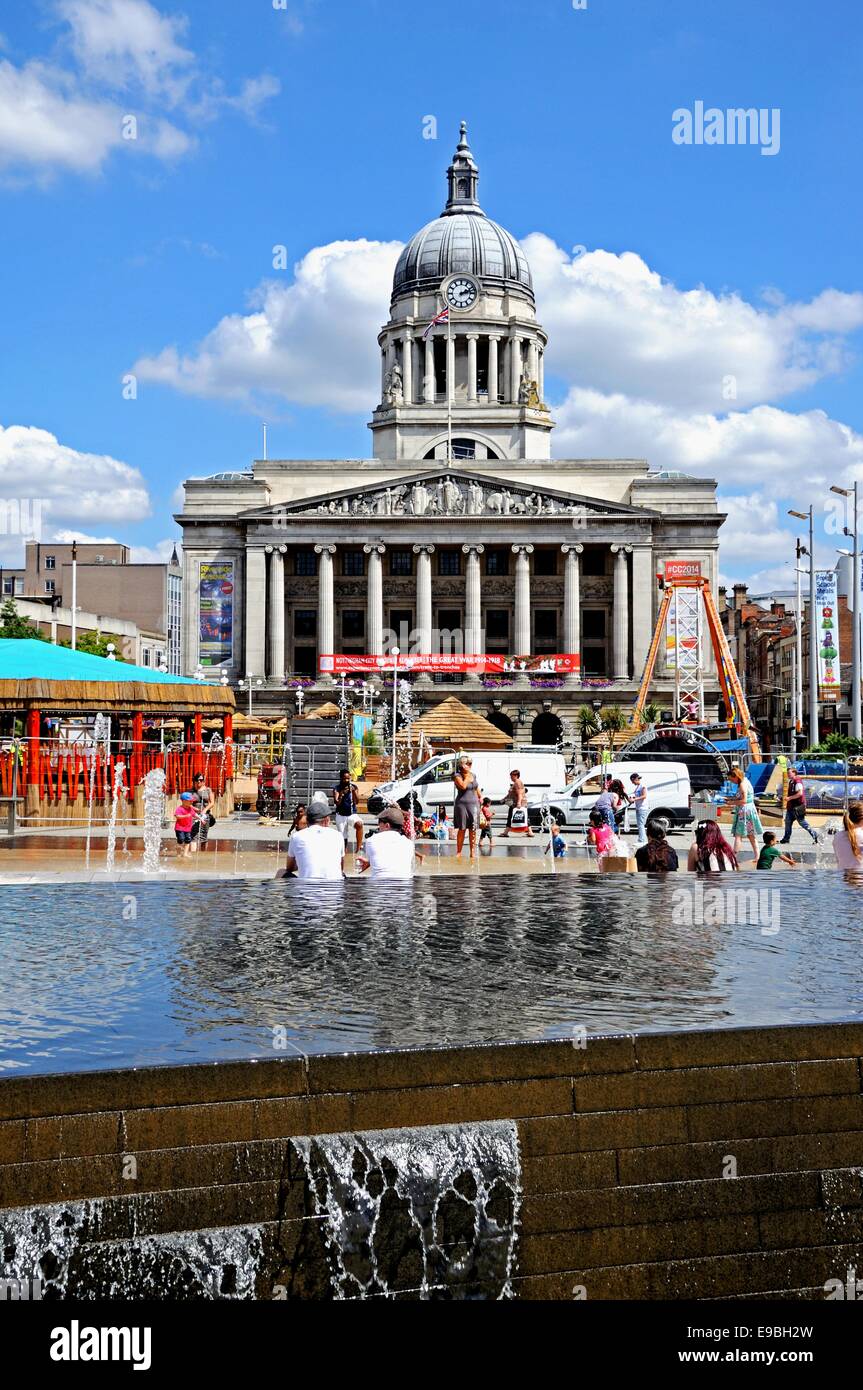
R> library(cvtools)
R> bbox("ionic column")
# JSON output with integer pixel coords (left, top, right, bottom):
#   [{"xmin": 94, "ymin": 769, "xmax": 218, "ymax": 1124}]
[
  {"xmin": 467, "ymin": 334, "xmax": 478, "ymax": 403},
  {"xmin": 266, "ymin": 544, "xmax": 286, "ymax": 682},
  {"xmin": 380, "ymin": 347, "xmax": 387, "ymax": 398},
  {"xmin": 315, "ymin": 544, "xmax": 336, "ymax": 680},
  {"xmin": 488, "ymin": 335, "xmax": 500, "ymax": 402},
  {"xmin": 512, "ymin": 543, "xmax": 534, "ymax": 660},
  {"xmin": 244, "ymin": 546, "xmax": 267, "ymax": 679},
  {"xmin": 503, "ymin": 340, "xmax": 512, "ymax": 402},
  {"xmin": 538, "ymin": 347, "xmax": 545, "ymax": 401},
  {"xmin": 364, "ymin": 543, "xmax": 385, "ymax": 657},
  {"xmin": 446, "ymin": 331, "xmax": 456, "ymax": 405},
  {"xmin": 402, "ymin": 330, "xmax": 413, "ymax": 405},
  {"xmin": 510, "ymin": 333, "xmax": 522, "ymax": 402},
  {"xmin": 424, "ymin": 336, "xmax": 435, "ymax": 403},
  {"xmin": 611, "ymin": 544, "xmax": 632, "ymax": 680},
  {"xmin": 562, "ymin": 543, "xmax": 583, "ymax": 686},
  {"xmin": 413, "ymin": 544, "xmax": 435, "ymax": 652}
]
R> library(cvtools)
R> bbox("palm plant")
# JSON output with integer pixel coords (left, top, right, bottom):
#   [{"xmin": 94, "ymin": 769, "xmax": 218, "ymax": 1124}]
[{"xmin": 599, "ymin": 704, "xmax": 627, "ymax": 757}]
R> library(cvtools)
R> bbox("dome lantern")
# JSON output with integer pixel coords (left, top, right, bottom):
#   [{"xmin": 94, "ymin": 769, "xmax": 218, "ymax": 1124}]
[{"xmin": 444, "ymin": 121, "xmax": 482, "ymax": 216}]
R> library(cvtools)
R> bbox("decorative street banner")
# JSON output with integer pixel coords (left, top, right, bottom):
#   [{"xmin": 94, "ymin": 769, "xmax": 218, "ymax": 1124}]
[
  {"xmin": 664, "ymin": 559, "xmax": 702, "ymax": 582},
  {"xmin": 199, "ymin": 561, "xmax": 234, "ymax": 666},
  {"xmin": 815, "ymin": 569, "xmax": 841, "ymax": 701},
  {"xmin": 319, "ymin": 653, "xmax": 580, "ymax": 675}
]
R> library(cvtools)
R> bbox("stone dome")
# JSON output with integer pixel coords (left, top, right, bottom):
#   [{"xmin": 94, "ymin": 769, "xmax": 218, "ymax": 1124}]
[
  {"xmin": 393, "ymin": 212, "xmax": 533, "ymax": 300},
  {"xmin": 392, "ymin": 122, "xmax": 534, "ymax": 304}
]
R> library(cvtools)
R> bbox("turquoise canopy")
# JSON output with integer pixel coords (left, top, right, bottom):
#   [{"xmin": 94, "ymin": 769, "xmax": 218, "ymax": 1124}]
[{"xmin": 0, "ymin": 639, "xmax": 201, "ymax": 686}]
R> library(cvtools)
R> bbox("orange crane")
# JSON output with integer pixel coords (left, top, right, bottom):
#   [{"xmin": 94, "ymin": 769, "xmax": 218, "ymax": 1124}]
[{"xmin": 632, "ymin": 576, "xmax": 761, "ymax": 762}]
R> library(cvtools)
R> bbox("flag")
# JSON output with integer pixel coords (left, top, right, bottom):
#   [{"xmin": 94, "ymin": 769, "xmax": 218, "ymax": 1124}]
[{"xmin": 422, "ymin": 307, "xmax": 449, "ymax": 340}]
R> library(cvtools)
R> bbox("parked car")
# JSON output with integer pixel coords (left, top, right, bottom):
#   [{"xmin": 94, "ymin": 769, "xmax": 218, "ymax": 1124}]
[
  {"xmin": 526, "ymin": 760, "xmax": 693, "ymax": 833},
  {"xmin": 368, "ymin": 748, "xmax": 567, "ymax": 815}
]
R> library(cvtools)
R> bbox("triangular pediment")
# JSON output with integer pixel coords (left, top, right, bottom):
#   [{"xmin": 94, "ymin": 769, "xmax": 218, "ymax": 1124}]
[{"xmin": 241, "ymin": 469, "xmax": 658, "ymax": 522}]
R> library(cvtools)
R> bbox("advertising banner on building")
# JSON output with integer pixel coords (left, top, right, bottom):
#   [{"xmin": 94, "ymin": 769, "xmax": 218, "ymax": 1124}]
[
  {"xmin": 815, "ymin": 569, "xmax": 841, "ymax": 701},
  {"xmin": 199, "ymin": 561, "xmax": 234, "ymax": 666},
  {"xmin": 319, "ymin": 653, "xmax": 580, "ymax": 675},
  {"xmin": 664, "ymin": 559, "xmax": 702, "ymax": 582}
]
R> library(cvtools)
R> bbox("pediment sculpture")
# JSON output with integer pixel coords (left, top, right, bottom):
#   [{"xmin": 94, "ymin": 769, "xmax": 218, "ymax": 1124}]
[{"xmin": 288, "ymin": 475, "xmax": 599, "ymax": 520}]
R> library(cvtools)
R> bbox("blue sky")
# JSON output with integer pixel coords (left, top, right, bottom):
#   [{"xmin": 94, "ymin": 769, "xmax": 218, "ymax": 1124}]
[{"xmin": 1, "ymin": 0, "xmax": 862, "ymax": 587}]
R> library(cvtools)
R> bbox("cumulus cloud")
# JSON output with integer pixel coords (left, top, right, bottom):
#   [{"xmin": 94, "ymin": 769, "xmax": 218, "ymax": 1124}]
[
  {"xmin": 554, "ymin": 391, "xmax": 863, "ymax": 490},
  {"xmin": 135, "ymin": 238, "xmax": 403, "ymax": 411},
  {"xmin": 0, "ymin": 0, "xmax": 279, "ymax": 179},
  {"xmin": 523, "ymin": 236, "xmax": 863, "ymax": 414},
  {"xmin": 0, "ymin": 423, "xmax": 150, "ymax": 525},
  {"xmin": 58, "ymin": 0, "xmax": 193, "ymax": 102}
]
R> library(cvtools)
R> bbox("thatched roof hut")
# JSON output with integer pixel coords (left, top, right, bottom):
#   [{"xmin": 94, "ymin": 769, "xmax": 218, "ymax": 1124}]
[{"xmin": 405, "ymin": 696, "xmax": 512, "ymax": 751}]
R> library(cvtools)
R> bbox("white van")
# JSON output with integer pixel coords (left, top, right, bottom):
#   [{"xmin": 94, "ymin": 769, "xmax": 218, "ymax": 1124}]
[
  {"xmin": 368, "ymin": 748, "xmax": 567, "ymax": 815},
  {"xmin": 526, "ymin": 761, "xmax": 693, "ymax": 833}
]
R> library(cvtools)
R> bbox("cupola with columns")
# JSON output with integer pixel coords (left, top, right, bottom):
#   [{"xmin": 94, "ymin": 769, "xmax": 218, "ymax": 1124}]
[{"xmin": 370, "ymin": 123, "xmax": 553, "ymax": 463}]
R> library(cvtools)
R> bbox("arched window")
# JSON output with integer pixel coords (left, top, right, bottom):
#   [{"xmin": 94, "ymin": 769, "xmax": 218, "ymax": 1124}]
[{"xmin": 531, "ymin": 711, "xmax": 563, "ymax": 747}]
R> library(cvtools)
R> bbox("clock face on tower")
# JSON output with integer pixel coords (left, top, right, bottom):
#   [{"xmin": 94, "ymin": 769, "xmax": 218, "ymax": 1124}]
[{"xmin": 445, "ymin": 276, "xmax": 479, "ymax": 311}]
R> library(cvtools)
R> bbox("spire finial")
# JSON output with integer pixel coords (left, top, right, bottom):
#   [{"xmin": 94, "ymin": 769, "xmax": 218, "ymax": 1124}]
[{"xmin": 459, "ymin": 119, "xmax": 468, "ymax": 145}]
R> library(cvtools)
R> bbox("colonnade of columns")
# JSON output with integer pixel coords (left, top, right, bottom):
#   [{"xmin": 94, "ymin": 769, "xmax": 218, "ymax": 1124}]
[
  {"xmin": 382, "ymin": 326, "xmax": 544, "ymax": 406},
  {"xmin": 250, "ymin": 539, "xmax": 645, "ymax": 684}
]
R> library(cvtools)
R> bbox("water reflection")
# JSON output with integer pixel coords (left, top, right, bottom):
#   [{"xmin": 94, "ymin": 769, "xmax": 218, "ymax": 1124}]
[{"xmin": 0, "ymin": 874, "xmax": 861, "ymax": 1074}]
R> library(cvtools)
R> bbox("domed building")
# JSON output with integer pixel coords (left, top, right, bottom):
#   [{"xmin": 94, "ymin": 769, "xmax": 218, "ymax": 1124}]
[
  {"xmin": 372, "ymin": 122, "xmax": 552, "ymax": 462},
  {"xmin": 177, "ymin": 125, "xmax": 725, "ymax": 738}
]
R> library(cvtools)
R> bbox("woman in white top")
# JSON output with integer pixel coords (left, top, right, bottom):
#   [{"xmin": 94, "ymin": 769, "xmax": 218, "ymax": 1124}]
[{"xmin": 833, "ymin": 802, "xmax": 863, "ymax": 871}]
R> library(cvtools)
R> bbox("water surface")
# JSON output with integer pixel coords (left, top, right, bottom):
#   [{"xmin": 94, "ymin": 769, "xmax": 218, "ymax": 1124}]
[{"xmin": 0, "ymin": 874, "xmax": 861, "ymax": 1075}]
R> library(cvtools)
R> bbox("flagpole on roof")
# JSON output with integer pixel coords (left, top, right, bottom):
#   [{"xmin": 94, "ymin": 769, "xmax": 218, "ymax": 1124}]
[{"xmin": 447, "ymin": 298, "xmax": 453, "ymax": 467}]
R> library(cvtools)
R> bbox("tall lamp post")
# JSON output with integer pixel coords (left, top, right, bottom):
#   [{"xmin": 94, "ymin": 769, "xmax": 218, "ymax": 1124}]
[
  {"xmin": 390, "ymin": 647, "xmax": 400, "ymax": 781},
  {"xmin": 830, "ymin": 482, "xmax": 862, "ymax": 741},
  {"xmin": 789, "ymin": 507, "xmax": 819, "ymax": 748},
  {"xmin": 70, "ymin": 539, "xmax": 78, "ymax": 651},
  {"xmin": 793, "ymin": 537, "xmax": 806, "ymax": 741}
]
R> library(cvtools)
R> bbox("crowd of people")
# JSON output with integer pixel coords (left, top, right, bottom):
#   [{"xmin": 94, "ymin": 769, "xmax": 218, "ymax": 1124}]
[{"xmin": 266, "ymin": 762, "xmax": 863, "ymax": 882}]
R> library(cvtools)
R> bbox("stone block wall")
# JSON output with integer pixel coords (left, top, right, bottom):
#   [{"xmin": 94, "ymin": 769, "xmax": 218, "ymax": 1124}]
[{"xmin": 1, "ymin": 1022, "xmax": 862, "ymax": 1299}]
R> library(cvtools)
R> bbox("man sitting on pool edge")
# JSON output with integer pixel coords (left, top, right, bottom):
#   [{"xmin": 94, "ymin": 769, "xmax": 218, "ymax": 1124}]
[
  {"xmin": 279, "ymin": 799, "xmax": 345, "ymax": 880},
  {"xmin": 357, "ymin": 806, "xmax": 416, "ymax": 878}
]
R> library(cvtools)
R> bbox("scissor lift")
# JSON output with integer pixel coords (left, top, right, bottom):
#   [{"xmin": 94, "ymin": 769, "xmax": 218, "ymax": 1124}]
[{"xmin": 632, "ymin": 576, "xmax": 761, "ymax": 762}]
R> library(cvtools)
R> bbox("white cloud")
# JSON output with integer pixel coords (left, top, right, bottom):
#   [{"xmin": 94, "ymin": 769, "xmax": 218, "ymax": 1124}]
[
  {"xmin": 523, "ymin": 236, "xmax": 863, "ymax": 414},
  {"xmin": 0, "ymin": 423, "xmax": 150, "ymax": 527},
  {"xmin": 58, "ymin": 0, "xmax": 193, "ymax": 102},
  {"xmin": 554, "ymin": 391, "xmax": 863, "ymax": 491},
  {"xmin": 0, "ymin": 0, "xmax": 278, "ymax": 179},
  {"xmin": 129, "ymin": 537, "xmax": 177, "ymax": 563},
  {"xmin": 0, "ymin": 59, "xmax": 126, "ymax": 174},
  {"xmin": 135, "ymin": 238, "xmax": 403, "ymax": 410}
]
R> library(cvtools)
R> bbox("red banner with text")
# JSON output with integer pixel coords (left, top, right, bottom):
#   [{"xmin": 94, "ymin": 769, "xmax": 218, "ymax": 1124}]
[{"xmin": 319, "ymin": 654, "xmax": 581, "ymax": 675}]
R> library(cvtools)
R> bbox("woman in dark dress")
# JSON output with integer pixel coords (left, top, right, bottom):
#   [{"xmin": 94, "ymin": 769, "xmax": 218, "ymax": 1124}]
[{"xmin": 453, "ymin": 754, "xmax": 481, "ymax": 860}]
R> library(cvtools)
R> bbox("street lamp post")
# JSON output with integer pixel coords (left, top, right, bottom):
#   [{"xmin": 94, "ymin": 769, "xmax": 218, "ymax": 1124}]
[
  {"xmin": 789, "ymin": 506, "xmax": 819, "ymax": 747},
  {"xmin": 70, "ymin": 540, "xmax": 78, "ymax": 651},
  {"xmin": 238, "ymin": 676, "xmax": 262, "ymax": 718},
  {"xmin": 830, "ymin": 482, "xmax": 861, "ymax": 741},
  {"xmin": 390, "ymin": 647, "xmax": 400, "ymax": 781}
]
